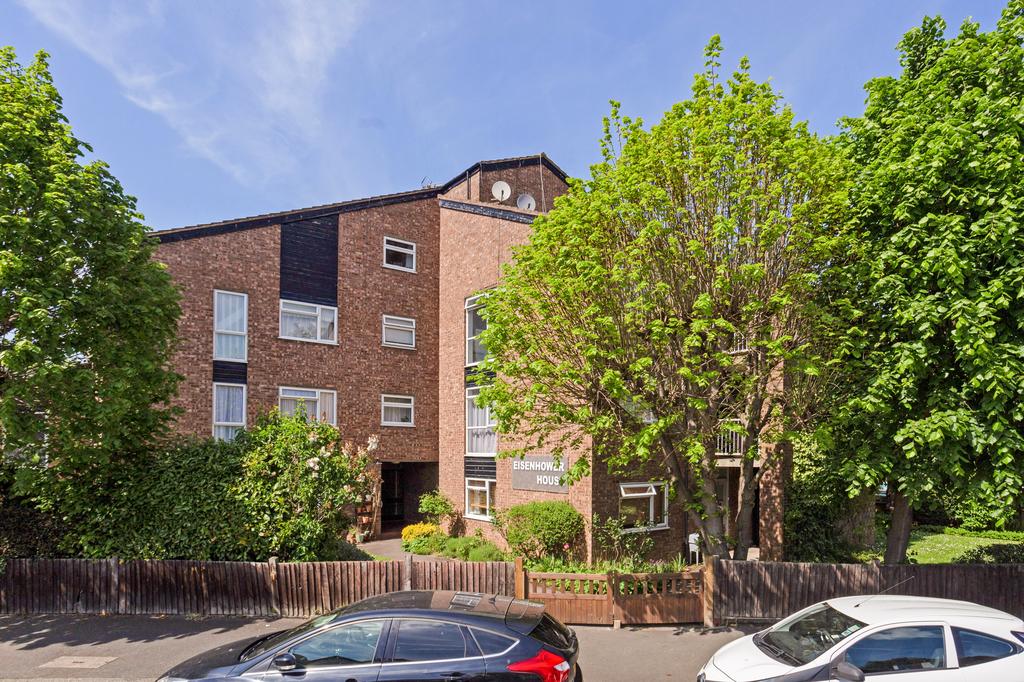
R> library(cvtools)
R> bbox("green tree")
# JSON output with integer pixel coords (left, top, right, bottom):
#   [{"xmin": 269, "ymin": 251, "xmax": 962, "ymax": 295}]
[
  {"xmin": 835, "ymin": 3, "xmax": 1024, "ymax": 563},
  {"xmin": 476, "ymin": 39, "xmax": 849, "ymax": 559},
  {"xmin": 0, "ymin": 49, "xmax": 181, "ymax": 515}
]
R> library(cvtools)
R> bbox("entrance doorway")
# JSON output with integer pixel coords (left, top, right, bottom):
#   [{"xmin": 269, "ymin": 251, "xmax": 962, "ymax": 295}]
[{"xmin": 381, "ymin": 463, "xmax": 403, "ymax": 525}]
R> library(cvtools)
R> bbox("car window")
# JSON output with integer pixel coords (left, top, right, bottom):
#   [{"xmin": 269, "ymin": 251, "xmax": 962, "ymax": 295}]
[
  {"xmin": 953, "ymin": 628, "xmax": 1019, "ymax": 666},
  {"xmin": 470, "ymin": 628, "xmax": 516, "ymax": 655},
  {"xmin": 290, "ymin": 620, "xmax": 384, "ymax": 668},
  {"xmin": 844, "ymin": 626, "xmax": 946, "ymax": 673},
  {"xmin": 392, "ymin": 619, "xmax": 467, "ymax": 662}
]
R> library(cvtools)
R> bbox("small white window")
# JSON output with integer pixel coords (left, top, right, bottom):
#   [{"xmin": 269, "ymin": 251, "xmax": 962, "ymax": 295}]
[
  {"xmin": 466, "ymin": 294, "xmax": 486, "ymax": 366},
  {"xmin": 381, "ymin": 394, "xmax": 414, "ymax": 427},
  {"xmin": 465, "ymin": 478, "xmax": 496, "ymax": 521},
  {"xmin": 466, "ymin": 386, "xmax": 497, "ymax": 456},
  {"xmin": 278, "ymin": 387, "xmax": 336, "ymax": 425},
  {"xmin": 279, "ymin": 299, "xmax": 337, "ymax": 344},
  {"xmin": 213, "ymin": 383, "xmax": 246, "ymax": 441},
  {"xmin": 383, "ymin": 237, "xmax": 416, "ymax": 272},
  {"xmin": 382, "ymin": 315, "xmax": 416, "ymax": 349},
  {"xmin": 213, "ymin": 290, "xmax": 247, "ymax": 362},
  {"xmin": 618, "ymin": 481, "xmax": 669, "ymax": 531}
]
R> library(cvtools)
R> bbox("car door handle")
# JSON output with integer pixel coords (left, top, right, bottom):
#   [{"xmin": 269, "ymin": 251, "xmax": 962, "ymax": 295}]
[{"xmin": 443, "ymin": 674, "xmax": 465, "ymax": 681}]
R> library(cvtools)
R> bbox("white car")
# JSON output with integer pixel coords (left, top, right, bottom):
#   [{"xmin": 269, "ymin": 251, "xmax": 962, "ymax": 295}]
[{"xmin": 698, "ymin": 595, "xmax": 1024, "ymax": 681}]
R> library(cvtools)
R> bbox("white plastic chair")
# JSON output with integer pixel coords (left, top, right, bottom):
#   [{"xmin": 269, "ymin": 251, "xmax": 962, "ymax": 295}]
[{"xmin": 688, "ymin": 532, "xmax": 702, "ymax": 564}]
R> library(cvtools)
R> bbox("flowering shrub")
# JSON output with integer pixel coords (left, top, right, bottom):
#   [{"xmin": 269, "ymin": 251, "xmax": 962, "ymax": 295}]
[
  {"xmin": 401, "ymin": 522, "xmax": 441, "ymax": 548},
  {"xmin": 232, "ymin": 411, "xmax": 378, "ymax": 561}
]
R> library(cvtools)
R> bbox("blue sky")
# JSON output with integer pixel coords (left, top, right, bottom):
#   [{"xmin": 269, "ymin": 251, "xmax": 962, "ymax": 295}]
[{"xmin": 2, "ymin": 0, "xmax": 1008, "ymax": 230}]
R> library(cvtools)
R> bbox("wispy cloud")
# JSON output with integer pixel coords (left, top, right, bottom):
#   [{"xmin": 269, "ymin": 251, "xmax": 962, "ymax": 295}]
[{"xmin": 19, "ymin": 0, "xmax": 365, "ymax": 186}]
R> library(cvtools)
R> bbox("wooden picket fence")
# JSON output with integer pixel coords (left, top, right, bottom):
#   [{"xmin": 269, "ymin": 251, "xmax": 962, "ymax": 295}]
[
  {"xmin": 0, "ymin": 557, "xmax": 410, "ymax": 618},
  {"xmin": 521, "ymin": 568, "xmax": 703, "ymax": 626},
  {"xmin": 13, "ymin": 555, "xmax": 1018, "ymax": 627},
  {"xmin": 704, "ymin": 558, "xmax": 1024, "ymax": 625},
  {"xmin": 0, "ymin": 556, "xmax": 701, "ymax": 625}
]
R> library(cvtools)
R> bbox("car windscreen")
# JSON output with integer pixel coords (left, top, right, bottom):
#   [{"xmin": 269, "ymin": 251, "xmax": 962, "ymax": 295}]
[
  {"xmin": 758, "ymin": 604, "xmax": 866, "ymax": 666},
  {"xmin": 239, "ymin": 613, "xmax": 336, "ymax": 662}
]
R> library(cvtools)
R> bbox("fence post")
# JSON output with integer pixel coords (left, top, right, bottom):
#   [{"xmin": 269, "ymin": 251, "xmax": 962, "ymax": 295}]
[
  {"xmin": 514, "ymin": 557, "xmax": 525, "ymax": 600},
  {"xmin": 403, "ymin": 555, "xmax": 413, "ymax": 591},
  {"xmin": 608, "ymin": 571, "xmax": 620, "ymax": 629},
  {"xmin": 268, "ymin": 557, "xmax": 280, "ymax": 616},
  {"xmin": 703, "ymin": 555, "xmax": 718, "ymax": 628}
]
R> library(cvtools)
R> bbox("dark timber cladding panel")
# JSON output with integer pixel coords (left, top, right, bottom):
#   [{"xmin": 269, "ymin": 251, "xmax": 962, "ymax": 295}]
[
  {"xmin": 212, "ymin": 360, "xmax": 247, "ymax": 384},
  {"xmin": 465, "ymin": 456, "xmax": 497, "ymax": 479},
  {"xmin": 280, "ymin": 216, "xmax": 338, "ymax": 306}
]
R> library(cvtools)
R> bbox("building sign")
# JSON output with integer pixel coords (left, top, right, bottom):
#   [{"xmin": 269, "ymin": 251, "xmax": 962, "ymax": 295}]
[{"xmin": 510, "ymin": 455, "xmax": 568, "ymax": 494}]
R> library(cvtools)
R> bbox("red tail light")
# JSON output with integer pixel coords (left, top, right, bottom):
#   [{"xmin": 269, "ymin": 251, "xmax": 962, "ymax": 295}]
[{"xmin": 507, "ymin": 648, "xmax": 571, "ymax": 682}]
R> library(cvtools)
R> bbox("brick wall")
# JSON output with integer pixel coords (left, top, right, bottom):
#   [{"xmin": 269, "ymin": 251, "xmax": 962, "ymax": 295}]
[{"xmin": 153, "ymin": 195, "xmax": 440, "ymax": 465}]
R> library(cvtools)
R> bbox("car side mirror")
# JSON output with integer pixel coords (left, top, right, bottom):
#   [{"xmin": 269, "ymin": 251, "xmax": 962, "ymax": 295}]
[
  {"xmin": 833, "ymin": 660, "xmax": 865, "ymax": 682},
  {"xmin": 273, "ymin": 653, "xmax": 298, "ymax": 672}
]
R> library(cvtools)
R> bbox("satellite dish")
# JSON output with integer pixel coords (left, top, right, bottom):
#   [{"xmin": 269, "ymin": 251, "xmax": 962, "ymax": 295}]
[
  {"xmin": 491, "ymin": 181, "xmax": 511, "ymax": 202},
  {"xmin": 516, "ymin": 193, "xmax": 537, "ymax": 211}
]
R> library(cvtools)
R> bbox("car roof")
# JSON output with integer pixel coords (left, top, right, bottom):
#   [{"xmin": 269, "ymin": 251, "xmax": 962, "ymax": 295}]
[
  {"xmin": 332, "ymin": 590, "xmax": 544, "ymax": 634},
  {"xmin": 828, "ymin": 595, "xmax": 1022, "ymax": 626}
]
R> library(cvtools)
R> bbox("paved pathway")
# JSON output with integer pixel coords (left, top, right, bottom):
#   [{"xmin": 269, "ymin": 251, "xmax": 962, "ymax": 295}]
[{"xmin": 0, "ymin": 614, "xmax": 756, "ymax": 681}]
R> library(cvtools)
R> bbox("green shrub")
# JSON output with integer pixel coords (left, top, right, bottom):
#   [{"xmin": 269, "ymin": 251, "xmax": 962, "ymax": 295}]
[
  {"xmin": 918, "ymin": 525, "xmax": 1024, "ymax": 543},
  {"xmin": 953, "ymin": 543, "xmax": 1024, "ymax": 564},
  {"xmin": 467, "ymin": 543, "xmax": 505, "ymax": 562},
  {"xmin": 784, "ymin": 434, "xmax": 858, "ymax": 562},
  {"xmin": 407, "ymin": 532, "xmax": 446, "ymax": 556},
  {"xmin": 592, "ymin": 514, "xmax": 653, "ymax": 567},
  {"xmin": 53, "ymin": 412, "xmax": 377, "ymax": 562},
  {"xmin": 418, "ymin": 490, "xmax": 457, "ymax": 526},
  {"xmin": 65, "ymin": 437, "xmax": 247, "ymax": 559},
  {"xmin": 495, "ymin": 501, "xmax": 585, "ymax": 560},
  {"xmin": 440, "ymin": 536, "xmax": 483, "ymax": 560},
  {"xmin": 401, "ymin": 523, "xmax": 441, "ymax": 549}
]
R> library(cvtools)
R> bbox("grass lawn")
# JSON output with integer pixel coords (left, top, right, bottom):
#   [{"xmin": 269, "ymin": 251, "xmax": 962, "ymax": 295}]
[{"xmin": 906, "ymin": 528, "xmax": 1004, "ymax": 564}]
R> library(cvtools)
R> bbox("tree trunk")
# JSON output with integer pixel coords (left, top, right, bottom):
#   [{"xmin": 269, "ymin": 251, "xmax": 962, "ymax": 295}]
[
  {"xmin": 732, "ymin": 459, "xmax": 757, "ymax": 561},
  {"xmin": 884, "ymin": 489, "xmax": 912, "ymax": 565}
]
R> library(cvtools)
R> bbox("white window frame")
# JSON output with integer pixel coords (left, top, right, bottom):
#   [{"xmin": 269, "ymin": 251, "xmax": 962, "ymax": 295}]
[
  {"xmin": 465, "ymin": 477, "xmax": 496, "ymax": 522},
  {"xmin": 618, "ymin": 481, "xmax": 670, "ymax": 533},
  {"xmin": 465, "ymin": 294, "xmax": 486, "ymax": 367},
  {"xmin": 383, "ymin": 237, "xmax": 416, "ymax": 273},
  {"xmin": 212, "ymin": 382, "xmax": 246, "ymax": 441},
  {"xmin": 466, "ymin": 385, "xmax": 497, "ymax": 456},
  {"xmin": 278, "ymin": 299, "xmax": 338, "ymax": 345},
  {"xmin": 213, "ymin": 290, "xmax": 248, "ymax": 362},
  {"xmin": 278, "ymin": 386, "xmax": 337, "ymax": 425},
  {"xmin": 381, "ymin": 315, "xmax": 416, "ymax": 349},
  {"xmin": 381, "ymin": 394, "xmax": 415, "ymax": 427}
]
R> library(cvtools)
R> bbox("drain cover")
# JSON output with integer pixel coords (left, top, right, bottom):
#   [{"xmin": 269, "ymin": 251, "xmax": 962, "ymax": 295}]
[{"xmin": 40, "ymin": 655, "xmax": 117, "ymax": 669}]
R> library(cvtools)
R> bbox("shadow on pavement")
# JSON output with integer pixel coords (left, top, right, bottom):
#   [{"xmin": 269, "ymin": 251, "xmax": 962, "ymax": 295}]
[{"xmin": 0, "ymin": 614, "xmax": 292, "ymax": 650}]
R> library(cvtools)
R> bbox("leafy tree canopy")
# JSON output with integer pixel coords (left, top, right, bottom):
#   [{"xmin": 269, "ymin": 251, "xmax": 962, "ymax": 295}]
[
  {"xmin": 0, "ymin": 48, "xmax": 181, "ymax": 509},
  {"xmin": 476, "ymin": 38, "xmax": 849, "ymax": 558},
  {"xmin": 835, "ymin": 2, "xmax": 1024, "ymax": 560}
]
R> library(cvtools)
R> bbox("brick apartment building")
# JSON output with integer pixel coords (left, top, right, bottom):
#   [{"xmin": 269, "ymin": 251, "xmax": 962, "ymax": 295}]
[{"xmin": 154, "ymin": 153, "xmax": 784, "ymax": 561}]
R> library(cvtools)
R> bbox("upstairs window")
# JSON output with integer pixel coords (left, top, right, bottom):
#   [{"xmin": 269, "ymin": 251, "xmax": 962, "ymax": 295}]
[
  {"xmin": 383, "ymin": 237, "xmax": 416, "ymax": 273},
  {"xmin": 213, "ymin": 290, "xmax": 247, "ymax": 361},
  {"xmin": 381, "ymin": 394, "xmax": 414, "ymax": 426},
  {"xmin": 466, "ymin": 386, "xmax": 497, "ymax": 455},
  {"xmin": 213, "ymin": 383, "xmax": 246, "ymax": 441},
  {"xmin": 382, "ymin": 315, "xmax": 416, "ymax": 349},
  {"xmin": 466, "ymin": 294, "xmax": 486, "ymax": 366},
  {"xmin": 619, "ymin": 482, "xmax": 669, "ymax": 531},
  {"xmin": 279, "ymin": 387, "xmax": 336, "ymax": 425},
  {"xmin": 279, "ymin": 300, "xmax": 337, "ymax": 344}
]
